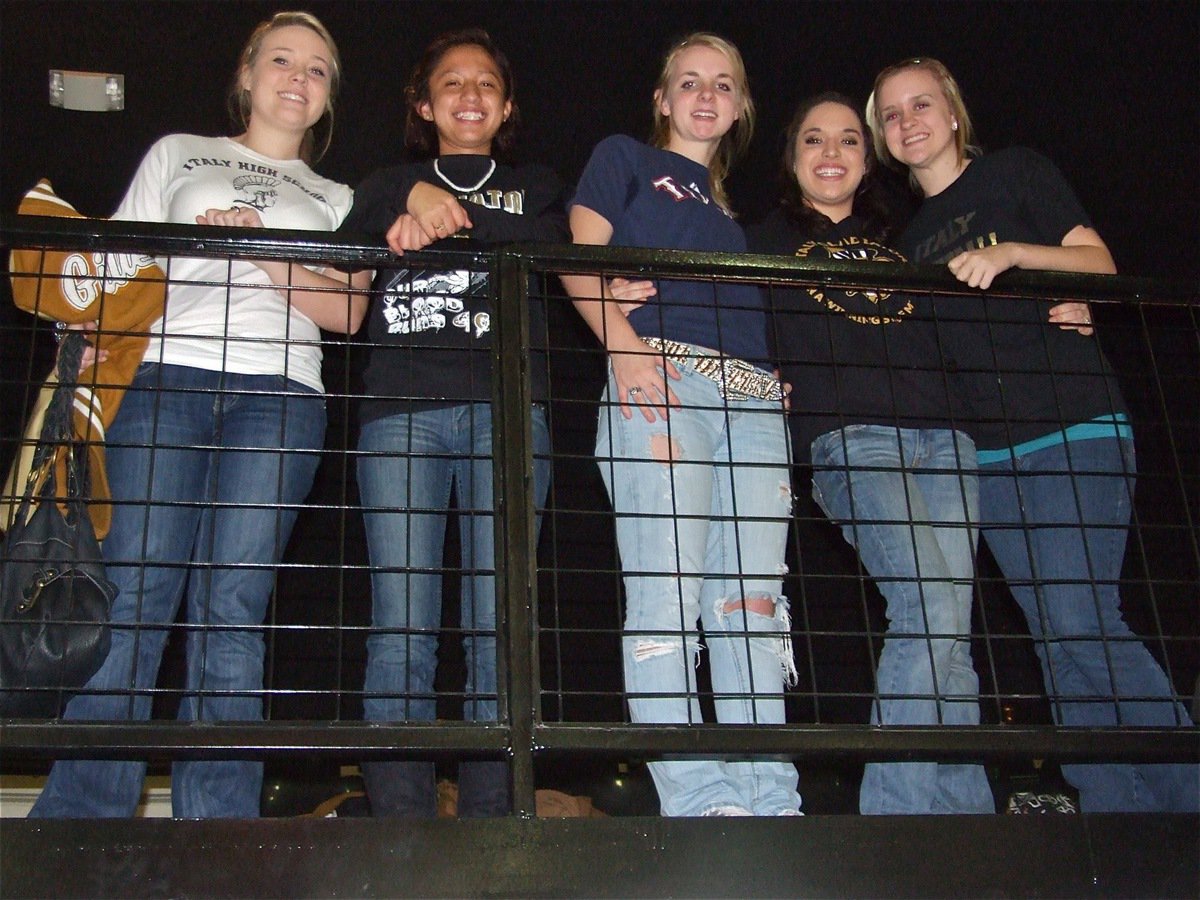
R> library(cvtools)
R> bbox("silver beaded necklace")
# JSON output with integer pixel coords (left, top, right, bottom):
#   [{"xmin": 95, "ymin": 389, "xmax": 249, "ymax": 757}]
[{"xmin": 433, "ymin": 158, "xmax": 496, "ymax": 193}]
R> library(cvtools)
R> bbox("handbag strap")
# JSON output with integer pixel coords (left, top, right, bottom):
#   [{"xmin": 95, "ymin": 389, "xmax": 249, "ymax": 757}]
[
  {"xmin": 15, "ymin": 331, "xmax": 89, "ymax": 520},
  {"xmin": 35, "ymin": 331, "xmax": 85, "ymax": 459}
]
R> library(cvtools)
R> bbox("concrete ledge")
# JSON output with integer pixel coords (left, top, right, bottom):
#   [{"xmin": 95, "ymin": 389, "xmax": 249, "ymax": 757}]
[{"xmin": 3, "ymin": 813, "xmax": 1197, "ymax": 898}]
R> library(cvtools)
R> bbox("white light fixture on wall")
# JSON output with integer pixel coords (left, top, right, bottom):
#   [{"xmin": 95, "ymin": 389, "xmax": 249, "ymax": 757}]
[{"xmin": 49, "ymin": 70, "xmax": 124, "ymax": 111}]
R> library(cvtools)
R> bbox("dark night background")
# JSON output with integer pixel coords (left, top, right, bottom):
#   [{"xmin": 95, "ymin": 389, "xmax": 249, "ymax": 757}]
[
  {"xmin": 1, "ymin": 1, "xmax": 1198, "ymax": 807},
  {"xmin": 2, "ymin": 0, "xmax": 1198, "ymax": 279}
]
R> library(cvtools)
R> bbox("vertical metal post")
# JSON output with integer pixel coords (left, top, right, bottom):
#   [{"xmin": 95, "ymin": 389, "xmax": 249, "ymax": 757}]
[{"xmin": 490, "ymin": 249, "xmax": 539, "ymax": 816}]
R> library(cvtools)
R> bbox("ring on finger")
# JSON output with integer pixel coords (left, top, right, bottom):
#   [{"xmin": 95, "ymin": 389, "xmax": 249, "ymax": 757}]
[{"xmin": 627, "ymin": 386, "xmax": 644, "ymax": 399}]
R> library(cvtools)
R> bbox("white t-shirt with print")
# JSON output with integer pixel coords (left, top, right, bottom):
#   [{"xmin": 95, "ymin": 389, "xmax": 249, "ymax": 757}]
[{"xmin": 113, "ymin": 134, "xmax": 353, "ymax": 392}]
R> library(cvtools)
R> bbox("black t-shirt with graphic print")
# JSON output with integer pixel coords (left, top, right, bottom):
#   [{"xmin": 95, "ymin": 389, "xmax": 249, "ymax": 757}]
[
  {"xmin": 339, "ymin": 155, "xmax": 568, "ymax": 422},
  {"xmin": 749, "ymin": 210, "xmax": 963, "ymax": 461},
  {"xmin": 898, "ymin": 147, "xmax": 1127, "ymax": 449}
]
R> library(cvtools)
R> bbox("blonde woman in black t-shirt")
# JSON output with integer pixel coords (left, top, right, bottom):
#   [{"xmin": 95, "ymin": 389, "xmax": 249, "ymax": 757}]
[{"xmin": 869, "ymin": 57, "xmax": 1198, "ymax": 814}]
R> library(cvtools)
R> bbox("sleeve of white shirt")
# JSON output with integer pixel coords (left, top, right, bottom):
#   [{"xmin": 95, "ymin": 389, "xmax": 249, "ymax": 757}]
[{"xmin": 110, "ymin": 135, "xmax": 176, "ymax": 224}]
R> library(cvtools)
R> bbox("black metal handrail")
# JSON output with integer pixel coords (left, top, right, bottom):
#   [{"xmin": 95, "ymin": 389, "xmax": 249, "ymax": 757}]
[
  {"xmin": 2, "ymin": 218, "xmax": 1197, "ymax": 820},
  {"xmin": 4, "ymin": 213, "xmax": 1197, "ymax": 305},
  {"xmin": 2, "ymin": 721, "xmax": 1195, "ymax": 763}
]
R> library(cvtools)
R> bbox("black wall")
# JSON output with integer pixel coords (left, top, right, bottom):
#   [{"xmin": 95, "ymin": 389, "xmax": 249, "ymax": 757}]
[{"xmin": 1, "ymin": 1, "xmax": 1197, "ymax": 280}]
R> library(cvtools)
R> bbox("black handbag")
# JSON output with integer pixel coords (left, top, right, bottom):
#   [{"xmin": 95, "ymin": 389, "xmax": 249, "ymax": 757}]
[{"xmin": 1, "ymin": 332, "xmax": 118, "ymax": 717}]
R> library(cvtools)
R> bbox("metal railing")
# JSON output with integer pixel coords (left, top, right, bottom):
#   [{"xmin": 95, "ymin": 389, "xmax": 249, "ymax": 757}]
[{"xmin": 2, "ymin": 215, "xmax": 1197, "ymax": 819}]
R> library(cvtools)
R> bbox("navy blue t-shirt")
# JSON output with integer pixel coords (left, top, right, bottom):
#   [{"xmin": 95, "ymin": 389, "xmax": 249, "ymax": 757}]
[{"xmin": 570, "ymin": 135, "xmax": 768, "ymax": 363}]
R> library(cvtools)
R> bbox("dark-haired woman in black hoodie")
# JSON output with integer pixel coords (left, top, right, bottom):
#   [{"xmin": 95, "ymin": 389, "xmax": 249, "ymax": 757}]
[{"xmin": 338, "ymin": 28, "xmax": 567, "ymax": 819}]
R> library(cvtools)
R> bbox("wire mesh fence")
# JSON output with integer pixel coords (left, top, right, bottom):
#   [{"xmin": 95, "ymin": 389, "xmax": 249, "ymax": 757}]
[{"xmin": 2, "ymin": 217, "xmax": 1197, "ymax": 817}]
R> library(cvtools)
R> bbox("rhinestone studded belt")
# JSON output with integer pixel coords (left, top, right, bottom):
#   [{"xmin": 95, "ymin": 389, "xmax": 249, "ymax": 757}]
[{"xmin": 641, "ymin": 337, "xmax": 783, "ymax": 403}]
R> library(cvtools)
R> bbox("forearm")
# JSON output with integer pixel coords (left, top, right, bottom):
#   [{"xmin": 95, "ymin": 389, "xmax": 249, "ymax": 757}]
[
  {"xmin": 561, "ymin": 273, "xmax": 642, "ymax": 352},
  {"xmin": 469, "ymin": 173, "xmax": 569, "ymax": 244},
  {"xmin": 265, "ymin": 262, "xmax": 370, "ymax": 333},
  {"xmin": 564, "ymin": 204, "xmax": 636, "ymax": 350},
  {"xmin": 1009, "ymin": 241, "xmax": 1116, "ymax": 275},
  {"xmin": 948, "ymin": 224, "xmax": 1116, "ymax": 290},
  {"xmin": 469, "ymin": 205, "xmax": 567, "ymax": 244}
]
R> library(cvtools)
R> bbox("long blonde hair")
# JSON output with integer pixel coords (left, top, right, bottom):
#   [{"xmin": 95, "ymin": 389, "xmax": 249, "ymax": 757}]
[
  {"xmin": 650, "ymin": 33, "xmax": 754, "ymax": 213},
  {"xmin": 865, "ymin": 57, "xmax": 978, "ymax": 191},
  {"xmin": 227, "ymin": 11, "xmax": 342, "ymax": 163}
]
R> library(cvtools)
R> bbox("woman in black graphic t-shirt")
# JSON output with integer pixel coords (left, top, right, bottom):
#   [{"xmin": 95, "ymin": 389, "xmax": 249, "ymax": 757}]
[{"xmin": 339, "ymin": 29, "xmax": 567, "ymax": 819}]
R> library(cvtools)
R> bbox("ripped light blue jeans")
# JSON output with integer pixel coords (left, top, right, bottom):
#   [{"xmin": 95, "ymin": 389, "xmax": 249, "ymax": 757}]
[{"xmin": 596, "ymin": 361, "xmax": 800, "ymax": 817}]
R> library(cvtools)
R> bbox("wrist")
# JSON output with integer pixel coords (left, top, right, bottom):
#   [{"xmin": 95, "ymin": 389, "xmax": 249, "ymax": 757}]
[
  {"xmin": 1008, "ymin": 242, "xmax": 1028, "ymax": 270},
  {"xmin": 607, "ymin": 332, "xmax": 647, "ymax": 354},
  {"xmin": 404, "ymin": 180, "xmax": 426, "ymax": 215}
]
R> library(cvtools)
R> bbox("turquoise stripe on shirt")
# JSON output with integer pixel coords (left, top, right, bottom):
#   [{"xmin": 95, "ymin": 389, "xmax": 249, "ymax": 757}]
[{"xmin": 977, "ymin": 414, "xmax": 1131, "ymax": 465}]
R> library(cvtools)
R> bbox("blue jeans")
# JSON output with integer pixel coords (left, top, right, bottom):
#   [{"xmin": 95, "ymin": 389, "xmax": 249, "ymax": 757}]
[
  {"xmin": 979, "ymin": 436, "xmax": 1199, "ymax": 812},
  {"xmin": 357, "ymin": 403, "xmax": 551, "ymax": 817},
  {"xmin": 596, "ymin": 362, "xmax": 800, "ymax": 817},
  {"xmin": 811, "ymin": 425, "xmax": 994, "ymax": 815},
  {"xmin": 30, "ymin": 363, "xmax": 325, "ymax": 819}
]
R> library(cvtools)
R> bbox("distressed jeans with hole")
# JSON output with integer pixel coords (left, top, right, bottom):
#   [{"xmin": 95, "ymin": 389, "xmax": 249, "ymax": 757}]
[
  {"xmin": 596, "ymin": 363, "xmax": 800, "ymax": 817},
  {"xmin": 811, "ymin": 425, "xmax": 994, "ymax": 815}
]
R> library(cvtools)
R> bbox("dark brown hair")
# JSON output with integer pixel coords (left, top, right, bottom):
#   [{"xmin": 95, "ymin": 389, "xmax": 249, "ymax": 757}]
[
  {"xmin": 778, "ymin": 92, "xmax": 893, "ymax": 241},
  {"xmin": 404, "ymin": 28, "xmax": 519, "ymax": 160}
]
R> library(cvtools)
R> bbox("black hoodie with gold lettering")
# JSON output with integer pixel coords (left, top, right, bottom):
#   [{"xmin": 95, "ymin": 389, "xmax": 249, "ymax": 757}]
[{"xmin": 750, "ymin": 211, "xmax": 965, "ymax": 462}]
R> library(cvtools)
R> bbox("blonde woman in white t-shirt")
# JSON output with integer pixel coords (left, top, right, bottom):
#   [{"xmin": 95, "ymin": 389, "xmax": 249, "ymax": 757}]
[{"xmin": 30, "ymin": 11, "xmax": 369, "ymax": 820}]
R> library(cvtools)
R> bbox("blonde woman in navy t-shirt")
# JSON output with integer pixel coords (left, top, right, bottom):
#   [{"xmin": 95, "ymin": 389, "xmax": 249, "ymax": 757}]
[{"xmin": 563, "ymin": 33, "xmax": 800, "ymax": 818}]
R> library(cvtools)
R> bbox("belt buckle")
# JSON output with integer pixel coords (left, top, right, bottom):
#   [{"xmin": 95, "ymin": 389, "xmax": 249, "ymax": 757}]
[{"xmin": 718, "ymin": 356, "xmax": 755, "ymax": 402}]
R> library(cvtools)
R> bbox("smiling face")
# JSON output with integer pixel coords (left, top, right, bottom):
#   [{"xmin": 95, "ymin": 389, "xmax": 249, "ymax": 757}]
[
  {"xmin": 791, "ymin": 101, "xmax": 868, "ymax": 222},
  {"xmin": 418, "ymin": 43, "xmax": 512, "ymax": 156},
  {"xmin": 655, "ymin": 44, "xmax": 742, "ymax": 162},
  {"xmin": 875, "ymin": 67, "xmax": 959, "ymax": 178},
  {"xmin": 240, "ymin": 24, "xmax": 333, "ymax": 136}
]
